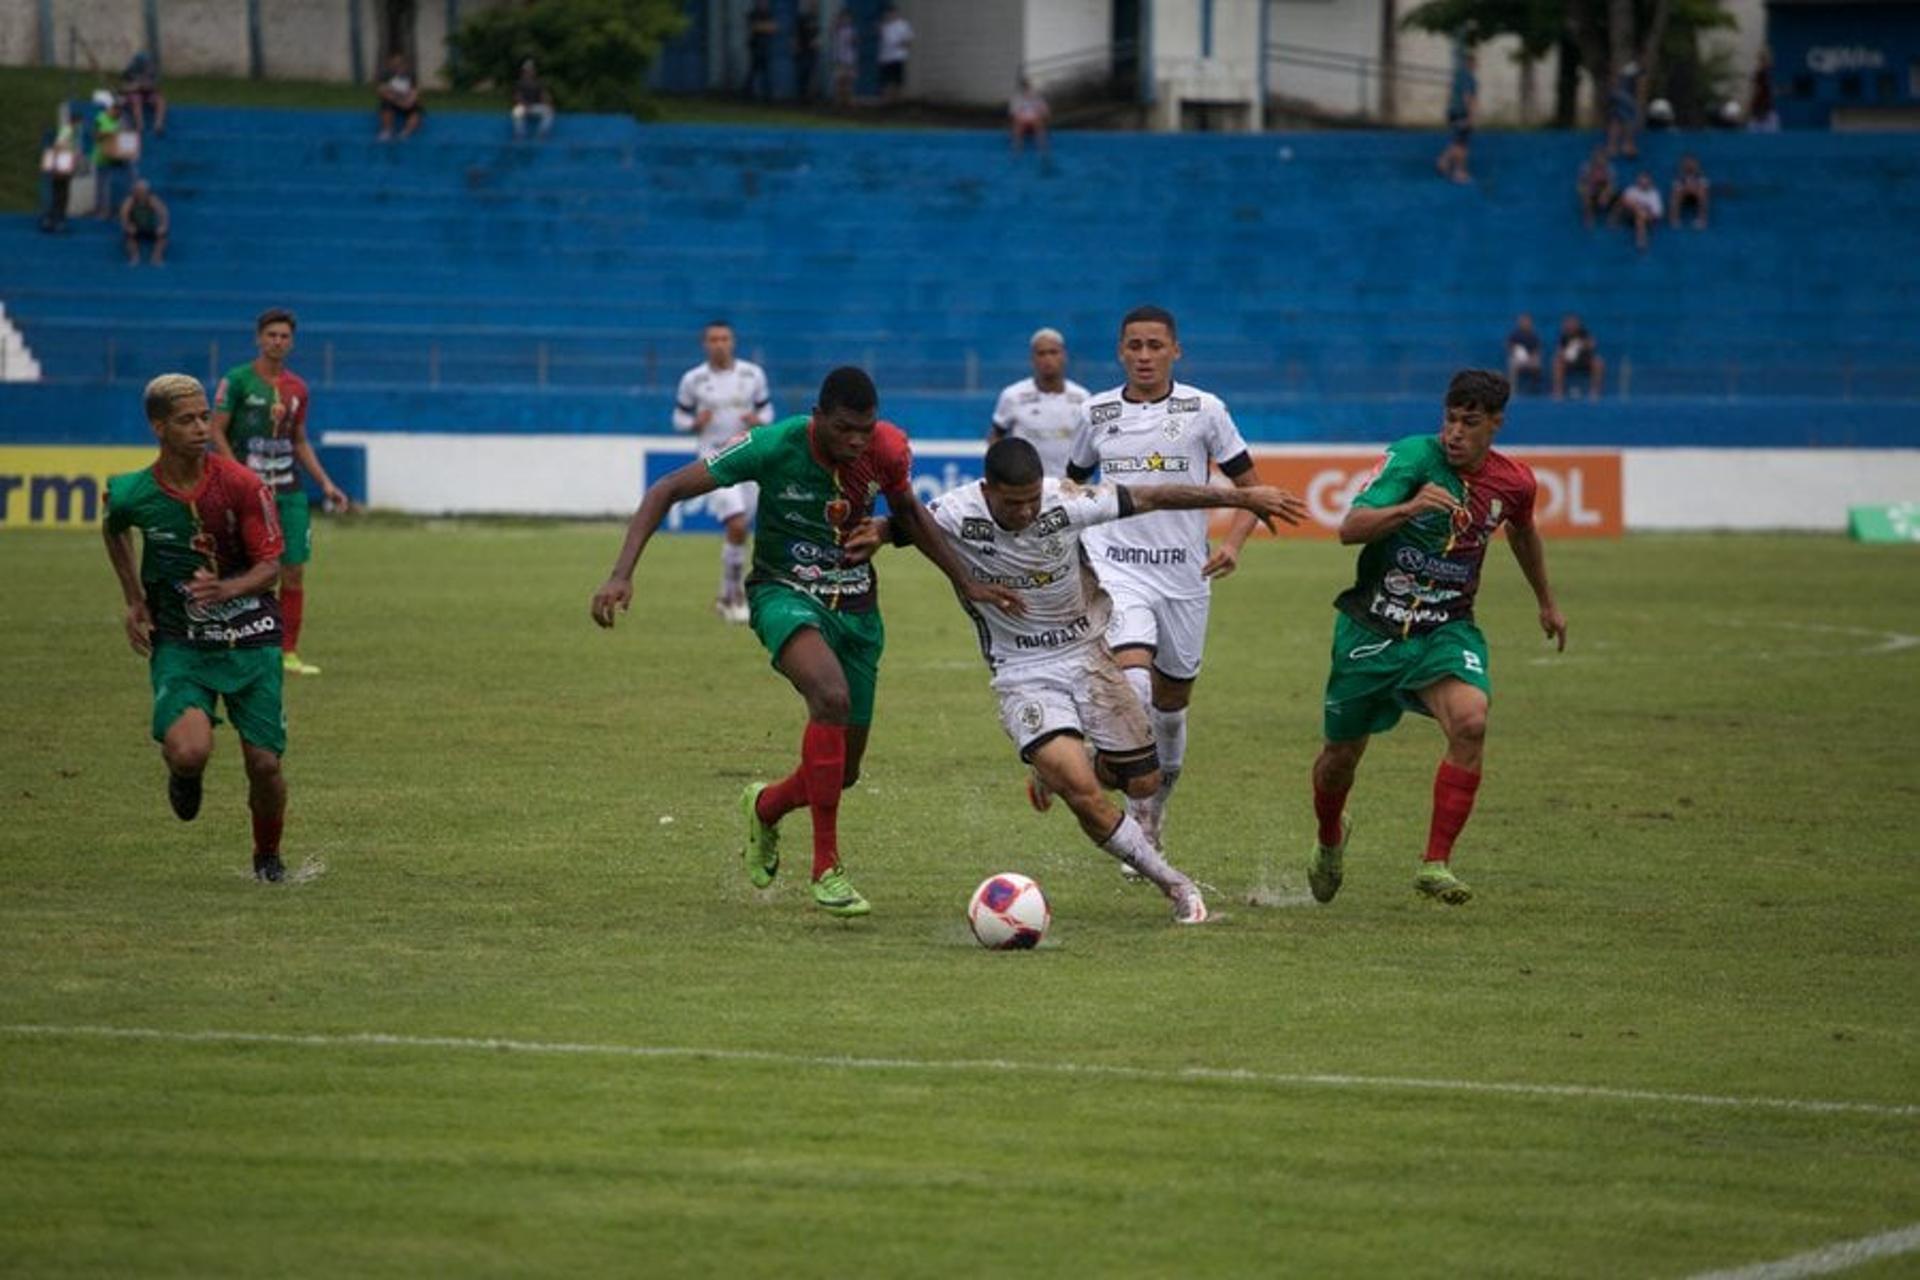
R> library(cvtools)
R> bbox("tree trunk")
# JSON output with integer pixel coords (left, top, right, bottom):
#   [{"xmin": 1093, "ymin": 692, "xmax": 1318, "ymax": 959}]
[
  {"xmin": 1519, "ymin": 52, "xmax": 1537, "ymax": 125},
  {"xmin": 1554, "ymin": 33, "xmax": 1581, "ymax": 127},
  {"xmin": 1636, "ymin": 0, "xmax": 1676, "ymax": 109},
  {"xmin": 1377, "ymin": 0, "xmax": 1399, "ymax": 123}
]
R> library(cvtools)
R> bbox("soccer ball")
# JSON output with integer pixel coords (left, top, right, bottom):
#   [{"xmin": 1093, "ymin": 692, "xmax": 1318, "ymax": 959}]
[{"xmin": 967, "ymin": 873, "xmax": 1050, "ymax": 950}]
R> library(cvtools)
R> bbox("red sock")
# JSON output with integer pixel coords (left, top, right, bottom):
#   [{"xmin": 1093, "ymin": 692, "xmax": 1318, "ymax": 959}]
[
  {"xmin": 800, "ymin": 721, "xmax": 846, "ymax": 879},
  {"xmin": 1313, "ymin": 780, "xmax": 1350, "ymax": 847},
  {"xmin": 281, "ymin": 586, "xmax": 305, "ymax": 652},
  {"xmin": 755, "ymin": 769, "xmax": 808, "ymax": 825},
  {"xmin": 1425, "ymin": 761, "xmax": 1481, "ymax": 863},
  {"xmin": 252, "ymin": 808, "xmax": 284, "ymax": 857}
]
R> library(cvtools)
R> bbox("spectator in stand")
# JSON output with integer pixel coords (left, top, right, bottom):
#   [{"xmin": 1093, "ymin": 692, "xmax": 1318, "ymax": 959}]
[
  {"xmin": 745, "ymin": 2, "xmax": 777, "ymax": 102},
  {"xmin": 39, "ymin": 108, "xmax": 81, "ymax": 233},
  {"xmin": 1010, "ymin": 76, "xmax": 1050, "ymax": 155},
  {"xmin": 1553, "ymin": 313, "xmax": 1606, "ymax": 399},
  {"xmin": 377, "ymin": 53, "xmax": 423, "ymax": 141},
  {"xmin": 1748, "ymin": 48, "xmax": 1780, "ymax": 132},
  {"xmin": 1606, "ymin": 61, "xmax": 1641, "ymax": 158},
  {"xmin": 1577, "ymin": 145, "xmax": 1617, "ymax": 228},
  {"xmin": 1613, "ymin": 170, "xmax": 1663, "ymax": 251},
  {"xmin": 1505, "ymin": 313, "xmax": 1543, "ymax": 393},
  {"xmin": 119, "ymin": 178, "xmax": 170, "ymax": 266},
  {"xmin": 511, "ymin": 59, "xmax": 555, "ymax": 140},
  {"xmin": 793, "ymin": 2, "xmax": 822, "ymax": 102},
  {"xmin": 1434, "ymin": 50, "xmax": 1477, "ymax": 184},
  {"xmin": 830, "ymin": 9, "xmax": 858, "ymax": 106},
  {"xmin": 121, "ymin": 51, "xmax": 167, "ymax": 136},
  {"xmin": 90, "ymin": 93, "xmax": 133, "ymax": 217},
  {"xmin": 1670, "ymin": 154, "xmax": 1711, "ymax": 230},
  {"xmin": 878, "ymin": 6, "xmax": 913, "ymax": 103}
]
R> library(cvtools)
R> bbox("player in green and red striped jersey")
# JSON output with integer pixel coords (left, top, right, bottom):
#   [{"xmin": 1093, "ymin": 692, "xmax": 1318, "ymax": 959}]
[
  {"xmin": 211, "ymin": 308, "xmax": 345, "ymax": 677},
  {"xmin": 1309, "ymin": 370, "xmax": 1568, "ymax": 906},
  {"xmin": 103, "ymin": 374, "xmax": 293, "ymax": 882}
]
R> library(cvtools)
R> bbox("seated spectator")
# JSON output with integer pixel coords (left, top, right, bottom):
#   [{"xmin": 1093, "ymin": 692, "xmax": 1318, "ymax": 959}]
[
  {"xmin": 1671, "ymin": 154, "xmax": 1710, "ymax": 229},
  {"xmin": 1553, "ymin": 313, "xmax": 1606, "ymax": 399},
  {"xmin": 89, "ymin": 93, "xmax": 135, "ymax": 217},
  {"xmin": 119, "ymin": 179, "xmax": 169, "ymax": 266},
  {"xmin": 511, "ymin": 59, "xmax": 555, "ymax": 140},
  {"xmin": 1577, "ymin": 146, "xmax": 1616, "ymax": 228},
  {"xmin": 377, "ymin": 54, "xmax": 423, "ymax": 140},
  {"xmin": 1613, "ymin": 170, "xmax": 1663, "ymax": 251},
  {"xmin": 39, "ymin": 111, "xmax": 80, "ymax": 233},
  {"xmin": 1009, "ymin": 77, "xmax": 1050, "ymax": 154},
  {"xmin": 1606, "ymin": 61, "xmax": 1641, "ymax": 158},
  {"xmin": 121, "ymin": 51, "xmax": 167, "ymax": 135},
  {"xmin": 1505, "ymin": 313, "xmax": 1543, "ymax": 392}
]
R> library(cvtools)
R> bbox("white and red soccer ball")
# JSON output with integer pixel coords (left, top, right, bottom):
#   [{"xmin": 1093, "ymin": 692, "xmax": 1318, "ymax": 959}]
[{"xmin": 967, "ymin": 872, "xmax": 1050, "ymax": 950}]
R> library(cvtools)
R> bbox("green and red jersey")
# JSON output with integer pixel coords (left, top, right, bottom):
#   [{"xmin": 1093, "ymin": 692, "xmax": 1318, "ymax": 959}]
[
  {"xmin": 704, "ymin": 414, "xmax": 914, "ymax": 613},
  {"xmin": 103, "ymin": 456, "xmax": 286, "ymax": 649},
  {"xmin": 214, "ymin": 361, "xmax": 310, "ymax": 493},
  {"xmin": 1336, "ymin": 433, "xmax": 1537, "ymax": 638}
]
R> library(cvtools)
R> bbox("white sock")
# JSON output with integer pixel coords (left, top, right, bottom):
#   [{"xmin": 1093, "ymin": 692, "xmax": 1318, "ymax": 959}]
[
  {"xmin": 1151, "ymin": 706, "xmax": 1187, "ymax": 801},
  {"xmin": 720, "ymin": 542, "xmax": 747, "ymax": 601},
  {"xmin": 1100, "ymin": 813, "xmax": 1189, "ymax": 893},
  {"xmin": 1123, "ymin": 665, "xmax": 1153, "ymax": 712}
]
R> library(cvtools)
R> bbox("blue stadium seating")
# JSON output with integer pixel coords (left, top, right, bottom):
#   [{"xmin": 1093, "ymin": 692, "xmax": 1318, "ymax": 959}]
[{"xmin": 2, "ymin": 106, "xmax": 1916, "ymax": 445}]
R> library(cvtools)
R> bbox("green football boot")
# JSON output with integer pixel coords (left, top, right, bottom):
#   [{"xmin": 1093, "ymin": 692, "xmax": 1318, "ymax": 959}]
[
  {"xmin": 811, "ymin": 866, "xmax": 871, "ymax": 917},
  {"xmin": 1414, "ymin": 862, "xmax": 1473, "ymax": 905},
  {"xmin": 1307, "ymin": 813, "xmax": 1352, "ymax": 905},
  {"xmin": 741, "ymin": 782, "xmax": 780, "ymax": 889}
]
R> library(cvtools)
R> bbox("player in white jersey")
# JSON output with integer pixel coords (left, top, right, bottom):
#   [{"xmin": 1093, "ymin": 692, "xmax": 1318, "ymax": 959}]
[
  {"xmin": 859, "ymin": 437, "xmax": 1305, "ymax": 924},
  {"xmin": 673, "ymin": 321, "xmax": 774, "ymax": 623},
  {"xmin": 1065, "ymin": 305, "xmax": 1266, "ymax": 862},
  {"xmin": 987, "ymin": 327, "xmax": 1088, "ymax": 478}
]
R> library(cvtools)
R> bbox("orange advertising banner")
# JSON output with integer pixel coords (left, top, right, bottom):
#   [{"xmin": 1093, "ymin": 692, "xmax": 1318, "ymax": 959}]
[{"xmin": 1210, "ymin": 448, "xmax": 1623, "ymax": 539}]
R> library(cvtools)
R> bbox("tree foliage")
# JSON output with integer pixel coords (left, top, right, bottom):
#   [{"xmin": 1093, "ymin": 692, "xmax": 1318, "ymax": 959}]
[{"xmin": 447, "ymin": 0, "xmax": 686, "ymax": 116}]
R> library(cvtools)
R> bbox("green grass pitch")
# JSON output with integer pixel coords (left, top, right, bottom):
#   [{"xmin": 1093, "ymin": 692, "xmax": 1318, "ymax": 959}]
[{"xmin": 2, "ymin": 522, "xmax": 1916, "ymax": 1277}]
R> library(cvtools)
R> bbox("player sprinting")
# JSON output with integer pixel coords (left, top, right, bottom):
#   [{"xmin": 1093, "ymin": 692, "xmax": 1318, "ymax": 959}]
[
  {"xmin": 1308, "ymin": 370, "xmax": 1568, "ymax": 905},
  {"xmin": 103, "ymin": 374, "xmax": 293, "ymax": 883},
  {"xmin": 865, "ymin": 437, "xmax": 1306, "ymax": 923},
  {"xmin": 672, "ymin": 320, "xmax": 774, "ymax": 624},
  {"xmin": 987, "ymin": 327, "xmax": 1088, "ymax": 478},
  {"xmin": 210, "ymin": 308, "xmax": 346, "ymax": 677},
  {"xmin": 591, "ymin": 367, "xmax": 1020, "ymax": 917},
  {"xmin": 1064, "ymin": 305, "xmax": 1264, "ymax": 864}
]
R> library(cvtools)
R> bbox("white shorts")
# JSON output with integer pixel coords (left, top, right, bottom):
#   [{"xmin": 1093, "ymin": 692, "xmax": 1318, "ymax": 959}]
[
  {"xmin": 995, "ymin": 646, "xmax": 1153, "ymax": 766},
  {"xmin": 708, "ymin": 479, "xmax": 758, "ymax": 525},
  {"xmin": 1103, "ymin": 581, "xmax": 1210, "ymax": 681}
]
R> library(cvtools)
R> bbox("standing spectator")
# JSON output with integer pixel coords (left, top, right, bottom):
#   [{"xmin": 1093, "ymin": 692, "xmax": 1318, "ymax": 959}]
[
  {"xmin": 119, "ymin": 179, "xmax": 170, "ymax": 266},
  {"xmin": 1505, "ymin": 313, "xmax": 1543, "ymax": 393},
  {"xmin": 744, "ymin": 2, "xmax": 778, "ymax": 102},
  {"xmin": 1613, "ymin": 170, "xmax": 1663, "ymax": 251},
  {"xmin": 829, "ymin": 9, "xmax": 859, "ymax": 106},
  {"xmin": 1606, "ymin": 61, "xmax": 1641, "ymax": 158},
  {"xmin": 377, "ymin": 53, "xmax": 423, "ymax": 141},
  {"xmin": 1576, "ymin": 145, "xmax": 1617, "ymax": 228},
  {"xmin": 511, "ymin": 59, "xmax": 555, "ymax": 140},
  {"xmin": 39, "ymin": 111, "xmax": 80, "ymax": 233},
  {"xmin": 1670, "ymin": 154, "xmax": 1711, "ymax": 230},
  {"xmin": 1009, "ymin": 76, "xmax": 1050, "ymax": 155},
  {"xmin": 1748, "ymin": 48, "xmax": 1780, "ymax": 132},
  {"xmin": 878, "ymin": 6, "xmax": 914, "ymax": 104},
  {"xmin": 1552, "ymin": 313, "xmax": 1606, "ymax": 399},
  {"xmin": 121, "ymin": 51, "xmax": 167, "ymax": 136},
  {"xmin": 89, "ymin": 94, "xmax": 134, "ymax": 218},
  {"xmin": 793, "ymin": 2, "xmax": 822, "ymax": 102},
  {"xmin": 1434, "ymin": 50, "xmax": 1477, "ymax": 184}
]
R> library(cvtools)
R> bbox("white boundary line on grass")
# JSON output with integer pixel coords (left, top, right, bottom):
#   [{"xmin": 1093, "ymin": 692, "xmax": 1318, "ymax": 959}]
[
  {"xmin": 6, "ymin": 1023, "xmax": 1919, "ymax": 1119},
  {"xmin": 1687, "ymin": 1222, "xmax": 1920, "ymax": 1280}
]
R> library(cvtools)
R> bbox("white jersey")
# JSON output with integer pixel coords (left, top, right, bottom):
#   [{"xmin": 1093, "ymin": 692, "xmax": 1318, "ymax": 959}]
[
  {"xmin": 673, "ymin": 360, "xmax": 773, "ymax": 455},
  {"xmin": 928, "ymin": 478, "xmax": 1128, "ymax": 677},
  {"xmin": 1067, "ymin": 381, "xmax": 1250, "ymax": 601},
  {"xmin": 991, "ymin": 377, "xmax": 1089, "ymax": 478}
]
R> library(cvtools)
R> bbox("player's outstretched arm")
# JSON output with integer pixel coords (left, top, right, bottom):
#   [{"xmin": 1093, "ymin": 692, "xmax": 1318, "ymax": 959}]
[
  {"xmin": 1123, "ymin": 482, "xmax": 1308, "ymax": 526},
  {"xmin": 1506, "ymin": 522, "xmax": 1568, "ymax": 651},
  {"xmin": 889, "ymin": 492, "xmax": 1026, "ymax": 616},
  {"xmin": 101, "ymin": 523, "xmax": 152, "ymax": 656},
  {"xmin": 591, "ymin": 460, "xmax": 721, "ymax": 628},
  {"xmin": 1338, "ymin": 483, "xmax": 1461, "ymax": 545}
]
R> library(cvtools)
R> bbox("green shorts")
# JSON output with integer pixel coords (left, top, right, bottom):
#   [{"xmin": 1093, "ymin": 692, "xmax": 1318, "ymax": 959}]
[
  {"xmin": 748, "ymin": 584, "xmax": 886, "ymax": 727},
  {"xmin": 1322, "ymin": 613, "xmax": 1490, "ymax": 743},
  {"xmin": 276, "ymin": 490, "xmax": 311, "ymax": 566},
  {"xmin": 150, "ymin": 642, "xmax": 287, "ymax": 754}
]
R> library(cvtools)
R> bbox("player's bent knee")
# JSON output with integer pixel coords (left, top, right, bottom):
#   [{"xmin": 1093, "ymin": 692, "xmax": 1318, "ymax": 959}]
[
  {"xmin": 241, "ymin": 747, "xmax": 282, "ymax": 780},
  {"xmin": 808, "ymin": 684, "xmax": 852, "ymax": 724}
]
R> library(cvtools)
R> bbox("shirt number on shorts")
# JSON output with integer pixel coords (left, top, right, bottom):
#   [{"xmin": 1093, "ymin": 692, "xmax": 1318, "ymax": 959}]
[{"xmin": 1461, "ymin": 649, "xmax": 1485, "ymax": 674}]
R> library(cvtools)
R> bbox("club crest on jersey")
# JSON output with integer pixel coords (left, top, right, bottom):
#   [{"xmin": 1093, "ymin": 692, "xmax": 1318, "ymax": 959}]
[
  {"xmin": 1450, "ymin": 504, "xmax": 1473, "ymax": 536},
  {"xmin": 1090, "ymin": 402, "xmax": 1123, "ymax": 426},
  {"xmin": 1162, "ymin": 422, "xmax": 1183, "ymax": 441},
  {"xmin": 825, "ymin": 497, "xmax": 852, "ymax": 527}
]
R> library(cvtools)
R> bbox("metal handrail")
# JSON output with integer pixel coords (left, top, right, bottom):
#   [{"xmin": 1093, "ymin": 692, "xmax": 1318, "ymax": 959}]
[{"xmin": 1265, "ymin": 41, "xmax": 1456, "ymax": 88}]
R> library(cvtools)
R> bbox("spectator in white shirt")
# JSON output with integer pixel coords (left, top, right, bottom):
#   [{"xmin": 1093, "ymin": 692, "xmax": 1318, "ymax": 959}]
[
  {"xmin": 1612, "ymin": 170, "xmax": 1664, "ymax": 252},
  {"xmin": 1010, "ymin": 76, "xmax": 1050, "ymax": 154},
  {"xmin": 878, "ymin": 6, "xmax": 913, "ymax": 103}
]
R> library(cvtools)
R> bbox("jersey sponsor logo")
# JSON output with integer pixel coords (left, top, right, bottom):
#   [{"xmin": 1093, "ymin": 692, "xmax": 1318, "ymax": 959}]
[
  {"xmin": 1369, "ymin": 592, "xmax": 1451, "ymax": 629},
  {"xmin": 1104, "ymin": 545, "xmax": 1187, "ymax": 566},
  {"xmin": 790, "ymin": 540, "xmax": 842, "ymax": 564},
  {"xmin": 1014, "ymin": 614, "xmax": 1093, "ymax": 650},
  {"xmin": 1090, "ymin": 402, "xmax": 1123, "ymax": 426},
  {"xmin": 1103, "ymin": 453, "xmax": 1190, "ymax": 475},
  {"xmin": 1032, "ymin": 507, "xmax": 1070, "ymax": 535},
  {"xmin": 971, "ymin": 566, "xmax": 1062, "ymax": 589},
  {"xmin": 1394, "ymin": 546, "xmax": 1473, "ymax": 584},
  {"xmin": 960, "ymin": 517, "xmax": 996, "ymax": 542},
  {"xmin": 1017, "ymin": 391, "xmax": 1041, "ymax": 405},
  {"xmin": 779, "ymin": 482, "xmax": 815, "ymax": 501},
  {"xmin": 184, "ymin": 615, "xmax": 280, "ymax": 646},
  {"xmin": 1166, "ymin": 396, "xmax": 1201, "ymax": 414}
]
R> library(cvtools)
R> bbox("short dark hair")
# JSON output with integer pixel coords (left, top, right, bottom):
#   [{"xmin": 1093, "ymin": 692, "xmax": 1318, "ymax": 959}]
[
  {"xmin": 1445, "ymin": 369, "xmax": 1511, "ymax": 415},
  {"xmin": 817, "ymin": 366, "xmax": 878, "ymax": 415},
  {"xmin": 704, "ymin": 319, "xmax": 732, "ymax": 333},
  {"xmin": 256, "ymin": 307, "xmax": 297, "ymax": 334},
  {"xmin": 1120, "ymin": 305, "xmax": 1177, "ymax": 338},
  {"xmin": 984, "ymin": 437, "xmax": 1044, "ymax": 487}
]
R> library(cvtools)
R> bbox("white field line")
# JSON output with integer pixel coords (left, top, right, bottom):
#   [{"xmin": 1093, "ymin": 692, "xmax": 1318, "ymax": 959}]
[
  {"xmin": 5, "ymin": 1023, "xmax": 1918, "ymax": 1119},
  {"xmin": 1687, "ymin": 1222, "xmax": 1920, "ymax": 1280}
]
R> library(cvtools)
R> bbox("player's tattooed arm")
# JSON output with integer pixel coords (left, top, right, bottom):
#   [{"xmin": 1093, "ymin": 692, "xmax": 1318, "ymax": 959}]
[
  {"xmin": 101, "ymin": 524, "xmax": 153, "ymax": 656},
  {"xmin": 1338, "ymin": 483, "xmax": 1462, "ymax": 545},
  {"xmin": 591, "ymin": 459, "xmax": 722, "ymax": 628},
  {"xmin": 1122, "ymin": 482, "xmax": 1308, "ymax": 526},
  {"xmin": 1506, "ymin": 522, "xmax": 1568, "ymax": 651}
]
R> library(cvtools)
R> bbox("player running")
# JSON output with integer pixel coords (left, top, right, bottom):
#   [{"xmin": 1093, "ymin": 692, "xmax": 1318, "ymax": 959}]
[
  {"xmin": 672, "ymin": 321, "xmax": 775, "ymax": 624},
  {"xmin": 987, "ymin": 327, "xmax": 1088, "ymax": 478},
  {"xmin": 591, "ymin": 367, "xmax": 1020, "ymax": 917},
  {"xmin": 103, "ymin": 374, "xmax": 293, "ymax": 883},
  {"xmin": 1064, "ymin": 305, "xmax": 1265, "ymax": 864},
  {"xmin": 860, "ymin": 437, "xmax": 1306, "ymax": 923},
  {"xmin": 210, "ymin": 308, "xmax": 346, "ymax": 677},
  {"xmin": 1308, "ymin": 370, "xmax": 1567, "ymax": 906}
]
